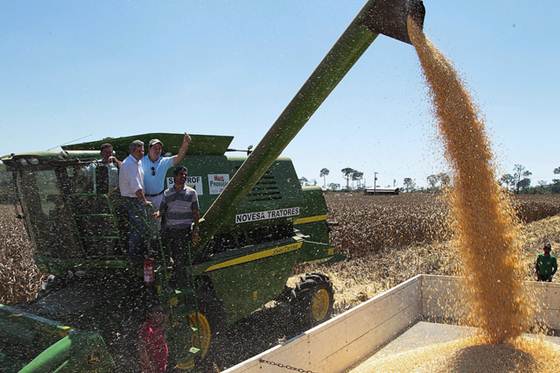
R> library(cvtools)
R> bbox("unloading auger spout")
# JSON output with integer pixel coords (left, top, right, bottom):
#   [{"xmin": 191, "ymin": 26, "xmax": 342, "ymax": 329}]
[{"xmin": 197, "ymin": 0, "xmax": 425, "ymax": 249}]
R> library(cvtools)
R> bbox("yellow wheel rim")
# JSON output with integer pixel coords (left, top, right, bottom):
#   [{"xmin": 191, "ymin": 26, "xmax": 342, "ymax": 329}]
[
  {"xmin": 175, "ymin": 311, "xmax": 212, "ymax": 370},
  {"xmin": 189, "ymin": 312, "xmax": 212, "ymax": 357},
  {"xmin": 310, "ymin": 288, "xmax": 331, "ymax": 322}
]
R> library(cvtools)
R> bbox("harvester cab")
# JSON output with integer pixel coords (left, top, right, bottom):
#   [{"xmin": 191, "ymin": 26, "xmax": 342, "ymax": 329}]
[{"xmin": 1, "ymin": 0, "xmax": 425, "ymax": 371}]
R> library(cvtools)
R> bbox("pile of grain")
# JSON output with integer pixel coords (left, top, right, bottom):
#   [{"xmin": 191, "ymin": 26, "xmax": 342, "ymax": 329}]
[{"xmin": 353, "ymin": 336, "xmax": 560, "ymax": 372}]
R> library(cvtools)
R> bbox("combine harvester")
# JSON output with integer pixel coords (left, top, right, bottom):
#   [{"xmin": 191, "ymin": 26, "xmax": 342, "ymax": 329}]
[{"xmin": 0, "ymin": 0, "xmax": 436, "ymax": 371}]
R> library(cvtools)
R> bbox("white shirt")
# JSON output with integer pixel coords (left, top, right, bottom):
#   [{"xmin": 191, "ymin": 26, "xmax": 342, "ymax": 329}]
[{"xmin": 119, "ymin": 155, "xmax": 144, "ymax": 198}]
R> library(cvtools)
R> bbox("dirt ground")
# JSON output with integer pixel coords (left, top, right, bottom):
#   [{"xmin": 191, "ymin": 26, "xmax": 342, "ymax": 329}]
[{"xmin": 1, "ymin": 193, "xmax": 560, "ymax": 370}]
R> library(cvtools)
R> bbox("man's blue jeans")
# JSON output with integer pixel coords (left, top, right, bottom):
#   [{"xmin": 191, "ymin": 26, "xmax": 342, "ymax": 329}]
[{"xmin": 125, "ymin": 198, "xmax": 148, "ymax": 262}]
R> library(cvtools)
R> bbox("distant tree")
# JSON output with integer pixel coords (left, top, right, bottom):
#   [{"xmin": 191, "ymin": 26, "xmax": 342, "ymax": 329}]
[
  {"xmin": 312, "ymin": 179, "xmax": 317, "ymax": 186},
  {"xmin": 426, "ymin": 173, "xmax": 451, "ymax": 192},
  {"xmin": 513, "ymin": 164, "xmax": 532, "ymax": 193},
  {"xmin": 328, "ymin": 183, "xmax": 340, "ymax": 191},
  {"xmin": 522, "ymin": 180, "xmax": 552, "ymax": 195},
  {"xmin": 427, "ymin": 174, "xmax": 438, "ymax": 191},
  {"xmin": 552, "ymin": 169, "xmax": 560, "ymax": 193},
  {"xmin": 403, "ymin": 177, "xmax": 416, "ymax": 192},
  {"xmin": 352, "ymin": 171, "xmax": 364, "ymax": 189},
  {"xmin": 553, "ymin": 166, "xmax": 560, "ymax": 185},
  {"xmin": 320, "ymin": 168, "xmax": 330, "ymax": 188},
  {"xmin": 352, "ymin": 170, "xmax": 364, "ymax": 189},
  {"xmin": 299, "ymin": 177, "xmax": 308, "ymax": 186},
  {"xmin": 500, "ymin": 174, "xmax": 516, "ymax": 191},
  {"xmin": 517, "ymin": 178, "xmax": 531, "ymax": 192},
  {"xmin": 438, "ymin": 172, "xmax": 451, "ymax": 188},
  {"xmin": 341, "ymin": 168, "xmax": 355, "ymax": 190},
  {"xmin": 536, "ymin": 180, "xmax": 549, "ymax": 194}
]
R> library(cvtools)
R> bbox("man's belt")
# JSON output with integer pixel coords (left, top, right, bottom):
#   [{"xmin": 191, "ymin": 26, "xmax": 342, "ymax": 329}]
[{"xmin": 146, "ymin": 190, "xmax": 165, "ymax": 197}]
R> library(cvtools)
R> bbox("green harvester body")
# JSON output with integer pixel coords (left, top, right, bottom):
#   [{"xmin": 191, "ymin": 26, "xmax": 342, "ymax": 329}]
[{"xmin": 0, "ymin": 0, "xmax": 424, "ymax": 371}]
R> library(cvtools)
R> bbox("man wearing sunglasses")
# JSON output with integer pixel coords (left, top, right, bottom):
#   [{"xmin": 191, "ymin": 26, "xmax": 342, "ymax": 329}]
[{"xmin": 142, "ymin": 133, "xmax": 191, "ymax": 211}]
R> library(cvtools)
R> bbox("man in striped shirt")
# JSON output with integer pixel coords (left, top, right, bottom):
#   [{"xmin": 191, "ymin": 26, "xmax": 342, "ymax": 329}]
[{"xmin": 156, "ymin": 166, "xmax": 200, "ymax": 284}]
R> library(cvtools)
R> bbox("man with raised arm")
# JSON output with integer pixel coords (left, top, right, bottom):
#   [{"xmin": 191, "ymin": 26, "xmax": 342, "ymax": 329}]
[{"xmin": 143, "ymin": 133, "xmax": 191, "ymax": 210}]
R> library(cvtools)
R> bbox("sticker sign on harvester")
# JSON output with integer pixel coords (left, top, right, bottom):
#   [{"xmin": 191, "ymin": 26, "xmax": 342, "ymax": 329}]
[
  {"xmin": 166, "ymin": 176, "xmax": 204, "ymax": 195},
  {"xmin": 208, "ymin": 174, "xmax": 230, "ymax": 195},
  {"xmin": 235, "ymin": 207, "xmax": 300, "ymax": 224}
]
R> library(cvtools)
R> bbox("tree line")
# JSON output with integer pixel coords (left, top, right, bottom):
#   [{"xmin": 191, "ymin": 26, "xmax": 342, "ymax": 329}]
[
  {"xmin": 300, "ymin": 164, "xmax": 560, "ymax": 194},
  {"xmin": 499, "ymin": 164, "xmax": 560, "ymax": 194}
]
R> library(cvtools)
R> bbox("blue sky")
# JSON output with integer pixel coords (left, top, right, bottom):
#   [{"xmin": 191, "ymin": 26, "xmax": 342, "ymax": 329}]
[{"xmin": 1, "ymin": 1, "xmax": 558, "ymax": 188}]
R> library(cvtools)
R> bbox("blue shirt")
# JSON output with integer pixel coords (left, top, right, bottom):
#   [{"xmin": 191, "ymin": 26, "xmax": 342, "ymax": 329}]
[{"xmin": 142, "ymin": 155, "xmax": 174, "ymax": 195}]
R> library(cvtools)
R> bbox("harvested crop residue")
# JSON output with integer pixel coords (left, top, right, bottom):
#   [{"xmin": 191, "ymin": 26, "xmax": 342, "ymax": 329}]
[{"xmin": 0, "ymin": 206, "xmax": 40, "ymax": 304}]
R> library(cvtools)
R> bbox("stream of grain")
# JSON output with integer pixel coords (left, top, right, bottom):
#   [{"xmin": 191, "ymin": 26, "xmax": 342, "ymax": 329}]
[{"xmin": 352, "ymin": 17, "xmax": 560, "ymax": 373}]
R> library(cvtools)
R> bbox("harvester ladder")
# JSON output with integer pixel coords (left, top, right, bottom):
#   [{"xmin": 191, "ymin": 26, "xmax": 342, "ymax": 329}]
[{"xmin": 71, "ymin": 192, "xmax": 123, "ymax": 256}]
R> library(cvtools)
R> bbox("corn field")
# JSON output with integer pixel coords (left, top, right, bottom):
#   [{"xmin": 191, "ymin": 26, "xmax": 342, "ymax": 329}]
[
  {"xmin": 325, "ymin": 193, "xmax": 560, "ymax": 258},
  {"xmin": 2, "ymin": 193, "xmax": 560, "ymax": 306}
]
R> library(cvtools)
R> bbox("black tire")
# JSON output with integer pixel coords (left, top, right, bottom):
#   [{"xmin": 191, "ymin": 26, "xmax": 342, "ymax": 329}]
[{"xmin": 289, "ymin": 272, "xmax": 334, "ymax": 329}]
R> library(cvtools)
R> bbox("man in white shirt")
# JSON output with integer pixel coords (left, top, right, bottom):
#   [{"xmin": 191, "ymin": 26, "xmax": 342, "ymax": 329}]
[
  {"xmin": 119, "ymin": 140, "xmax": 152, "ymax": 261},
  {"xmin": 143, "ymin": 133, "xmax": 191, "ymax": 210}
]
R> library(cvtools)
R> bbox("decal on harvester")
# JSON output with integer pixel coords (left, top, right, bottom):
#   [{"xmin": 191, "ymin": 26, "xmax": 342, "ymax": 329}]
[
  {"xmin": 235, "ymin": 207, "xmax": 300, "ymax": 224},
  {"xmin": 208, "ymin": 173, "xmax": 230, "ymax": 195},
  {"xmin": 166, "ymin": 176, "xmax": 204, "ymax": 195}
]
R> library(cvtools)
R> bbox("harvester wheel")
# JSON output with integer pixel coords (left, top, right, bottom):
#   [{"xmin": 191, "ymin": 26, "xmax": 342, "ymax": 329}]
[
  {"xmin": 173, "ymin": 309, "xmax": 213, "ymax": 371},
  {"xmin": 189, "ymin": 311, "xmax": 213, "ymax": 355},
  {"xmin": 290, "ymin": 273, "xmax": 334, "ymax": 328},
  {"xmin": 174, "ymin": 296, "xmax": 224, "ymax": 371}
]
